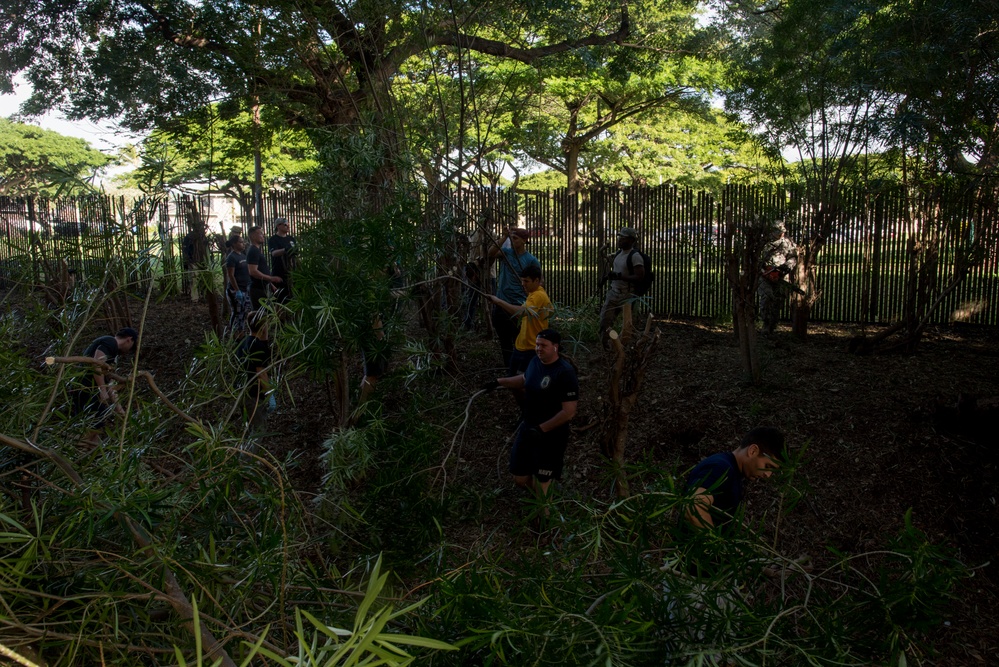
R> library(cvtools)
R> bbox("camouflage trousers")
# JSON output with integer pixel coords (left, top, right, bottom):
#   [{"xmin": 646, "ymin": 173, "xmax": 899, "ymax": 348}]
[{"xmin": 757, "ymin": 280, "xmax": 788, "ymax": 333}]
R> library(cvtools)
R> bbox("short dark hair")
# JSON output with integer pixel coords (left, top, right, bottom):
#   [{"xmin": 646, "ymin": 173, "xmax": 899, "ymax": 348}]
[
  {"xmin": 117, "ymin": 327, "xmax": 139, "ymax": 343},
  {"xmin": 248, "ymin": 225, "xmax": 262, "ymax": 235},
  {"xmin": 536, "ymin": 328, "xmax": 561, "ymax": 347},
  {"xmin": 739, "ymin": 427, "xmax": 785, "ymax": 459},
  {"xmin": 521, "ymin": 264, "xmax": 542, "ymax": 280}
]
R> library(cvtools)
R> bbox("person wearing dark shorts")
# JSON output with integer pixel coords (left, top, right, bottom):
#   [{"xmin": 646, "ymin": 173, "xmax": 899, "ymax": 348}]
[
  {"xmin": 487, "ymin": 228, "xmax": 540, "ymax": 368},
  {"xmin": 484, "ymin": 328, "xmax": 579, "ymax": 499},
  {"xmin": 70, "ymin": 327, "xmax": 139, "ymax": 444}
]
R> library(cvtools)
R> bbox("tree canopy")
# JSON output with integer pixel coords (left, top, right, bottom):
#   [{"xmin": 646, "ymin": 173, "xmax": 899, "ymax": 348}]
[
  {"xmin": 2, "ymin": 0, "xmax": 633, "ymax": 131},
  {"xmin": 721, "ymin": 0, "xmax": 999, "ymax": 179},
  {"xmin": 0, "ymin": 118, "xmax": 109, "ymax": 195},
  {"xmin": 3, "ymin": 0, "xmax": 739, "ymax": 189},
  {"xmin": 121, "ymin": 104, "xmax": 317, "ymax": 206}
]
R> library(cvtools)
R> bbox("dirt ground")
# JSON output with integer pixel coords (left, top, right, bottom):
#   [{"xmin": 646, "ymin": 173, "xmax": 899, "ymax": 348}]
[{"xmin": 87, "ymin": 297, "xmax": 999, "ymax": 664}]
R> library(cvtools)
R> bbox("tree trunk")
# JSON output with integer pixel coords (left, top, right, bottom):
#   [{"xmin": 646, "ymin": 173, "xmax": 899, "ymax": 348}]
[
  {"xmin": 723, "ymin": 209, "xmax": 767, "ymax": 384},
  {"xmin": 599, "ymin": 309, "xmax": 661, "ymax": 498},
  {"xmin": 734, "ymin": 300, "xmax": 761, "ymax": 384}
]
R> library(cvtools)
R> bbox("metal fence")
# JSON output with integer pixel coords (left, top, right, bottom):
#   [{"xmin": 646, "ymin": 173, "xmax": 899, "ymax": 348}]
[
  {"xmin": 2, "ymin": 183, "xmax": 996, "ymax": 326},
  {"xmin": 448, "ymin": 183, "xmax": 998, "ymax": 326}
]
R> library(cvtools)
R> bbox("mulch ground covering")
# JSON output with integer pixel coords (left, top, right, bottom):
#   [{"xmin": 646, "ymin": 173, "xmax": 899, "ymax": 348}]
[{"xmin": 29, "ymin": 294, "xmax": 999, "ymax": 665}]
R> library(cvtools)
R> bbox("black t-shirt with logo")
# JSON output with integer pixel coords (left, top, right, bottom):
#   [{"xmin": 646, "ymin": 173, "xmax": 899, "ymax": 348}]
[
  {"xmin": 226, "ymin": 251, "xmax": 250, "ymax": 291},
  {"xmin": 246, "ymin": 244, "xmax": 271, "ymax": 289},
  {"xmin": 522, "ymin": 356, "xmax": 579, "ymax": 432}
]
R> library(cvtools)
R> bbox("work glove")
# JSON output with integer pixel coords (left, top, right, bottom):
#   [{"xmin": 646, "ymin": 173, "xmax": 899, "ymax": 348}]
[
  {"xmin": 235, "ymin": 290, "xmax": 245, "ymax": 301},
  {"xmin": 480, "ymin": 379, "xmax": 501, "ymax": 392},
  {"xmin": 267, "ymin": 393, "xmax": 277, "ymax": 413}
]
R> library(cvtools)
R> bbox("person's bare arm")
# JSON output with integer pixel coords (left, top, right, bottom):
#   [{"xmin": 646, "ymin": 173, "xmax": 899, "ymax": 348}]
[
  {"xmin": 92, "ymin": 349, "xmax": 111, "ymax": 401},
  {"xmin": 226, "ymin": 264, "xmax": 239, "ymax": 292},
  {"xmin": 248, "ymin": 262, "xmax": 282, "ymax": 284},
  {"xmin": 92, "ymin": 348, "xmax": 125, "ymax": 414},
  {"xmin": 497, "ymin": 374, "xmax": 526, "ymax": 390},
  {"xmin": 487, "ymin": 295, "xmax": 521, "ymax": 316},
  {"xmin": 686, "ymin": 487, "xmax": 715, "ymax": 529},
  {"xmin": 254, "ymin": 366, "xmax": 270, "ymax": 393},
  {"xmin": 487, "ymin": 229, "xmax": 510, "ymax": 258},
  {"xmin": 538, "ymin": 400, "xmax": 577, "ymax": 433}
]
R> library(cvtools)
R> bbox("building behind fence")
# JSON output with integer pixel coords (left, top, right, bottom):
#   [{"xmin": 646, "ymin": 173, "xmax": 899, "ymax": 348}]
[{"xmin": 2, "ymin": 184, "xmax": 996, "ymax": 326}]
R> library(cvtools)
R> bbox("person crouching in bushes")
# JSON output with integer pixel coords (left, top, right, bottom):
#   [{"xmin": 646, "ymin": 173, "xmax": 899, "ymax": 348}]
[{"xmin": 237, "ymin": 312, "xmax": 274, "ymax": 450}]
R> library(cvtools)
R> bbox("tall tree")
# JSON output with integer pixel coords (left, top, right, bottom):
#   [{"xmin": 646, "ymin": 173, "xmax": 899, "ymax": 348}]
[
  {"xmin": 498, "ymin": 0, "xmax": 723, "ymax": 194},
  {"xmin": 123, "ymin": 104, "xmax": 317, "ymax": 212},
  {"xmin": 1, "ymin": 0, "xmax": 633, "ymax": 189},
  {"xmin": 720, "ymin": 0, "xmax": 998, "ymax": 344},
  {"xmin": 722, "ymin": 0, "xmax": 888, "ymax": 339},
  {"xmin": 0, "ymin": 118, "xmax": 109, "ymax": 195}
]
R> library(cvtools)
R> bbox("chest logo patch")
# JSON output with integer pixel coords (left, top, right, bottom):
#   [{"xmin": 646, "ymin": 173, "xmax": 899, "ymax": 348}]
[{"xmin": 541, "ymin": 376, "xmax": 551, "ymax": 389}]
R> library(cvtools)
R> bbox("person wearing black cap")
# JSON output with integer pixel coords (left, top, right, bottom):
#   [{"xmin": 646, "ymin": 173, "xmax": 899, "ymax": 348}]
[
  {"xmin": 483, "ymin": 328, "xmax": 579, "ymax": 500},
  {"xmin": 268, "ymin": 217, "xmax": 297, "ymax": 304},
  {"xmin": 598, "ymin": 227, "xmax": 645, "ymax": 349},
  {"xmin": 488, "ymin": 227, "xmax": 540, "ymax": 368},
  {"xmin": 70, "ymin": 327, "xmax": 139, "ymax": 443}
]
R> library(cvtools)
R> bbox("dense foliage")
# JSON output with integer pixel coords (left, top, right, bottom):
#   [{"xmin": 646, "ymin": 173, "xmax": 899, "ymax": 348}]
[
  {"xmin": 121, "ymin": 104, "xmax": 318, "ymax": 203},
  {"xmin": 0, "ymin": 118, "xmax": 109, "ymax": 195},
  {"xmin": 0, "ymin": 222, "xmax": 974, "ymax": 664},
  {"xmin": 1, "ymin": 0, "xmax": 995, "ymax": 663}
]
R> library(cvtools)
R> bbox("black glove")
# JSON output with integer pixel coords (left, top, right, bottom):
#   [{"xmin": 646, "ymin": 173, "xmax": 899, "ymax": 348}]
[
  {"xmin": 480, "ymin": 379, "xmax": 501, "ymax": 392},
  {"xmin": 525, "ymin": 426, "xmax": 544, "ymax": 441},
  {"xmin": 599, "ymin": 271, "xmax": 613, "ymax": 287}
]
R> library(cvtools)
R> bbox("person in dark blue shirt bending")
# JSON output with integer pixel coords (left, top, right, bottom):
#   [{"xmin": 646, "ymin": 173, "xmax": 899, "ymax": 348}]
[
  {"xmin": 685, "ymin": 427, "xmax": 785, "ymax": 532},
  {"xmin": 483, "ymin": 328, "xmax": 579, "ymax": 501}
]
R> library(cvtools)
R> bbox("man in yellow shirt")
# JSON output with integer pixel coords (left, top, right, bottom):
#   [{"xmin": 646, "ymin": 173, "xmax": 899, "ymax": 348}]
[{"xmin": 488, "ymin": 264, "xmax": 553, "ymax": 376}]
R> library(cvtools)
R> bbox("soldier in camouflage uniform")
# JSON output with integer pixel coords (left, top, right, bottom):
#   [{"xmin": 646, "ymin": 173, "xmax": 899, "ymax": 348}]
[{"xmin": 758, "ymin": 221, "xmax": 798, "ymax": 335}]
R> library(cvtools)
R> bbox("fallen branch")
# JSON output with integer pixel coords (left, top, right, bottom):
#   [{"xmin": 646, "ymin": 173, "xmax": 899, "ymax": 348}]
[
  {"xmin": 44, "ymin": 356, "xmax": 198, "ymax": 424},
  {"xmin": 0, "ymin": 431, "xmax": 238, "ymax": 667}
]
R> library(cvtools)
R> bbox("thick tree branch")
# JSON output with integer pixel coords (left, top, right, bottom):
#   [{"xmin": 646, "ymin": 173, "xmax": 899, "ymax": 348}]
[
  {"xmin": 135, "ymin": 1, "xmax": 234, "ymax": 56},
  {"xmin": 385, "ymin": 6, "xmax": 630, "ymax": 74}
]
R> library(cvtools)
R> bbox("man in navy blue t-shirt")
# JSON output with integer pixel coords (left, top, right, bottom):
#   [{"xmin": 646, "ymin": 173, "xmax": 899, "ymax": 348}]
[
  {"xmin": 685, "ymin": 427, "xmax": 785, "ymax": 532},
  {"xmin": 484, "ymin": 328, "xmax": 578, "ymax": 500}
]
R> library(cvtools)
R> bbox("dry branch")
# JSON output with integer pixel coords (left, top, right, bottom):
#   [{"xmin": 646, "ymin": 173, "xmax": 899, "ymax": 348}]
[{"xmin": 599, "ymin": 308, "xmax": 661, "ymax": 498}]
